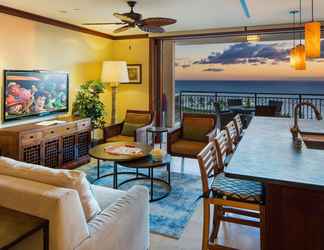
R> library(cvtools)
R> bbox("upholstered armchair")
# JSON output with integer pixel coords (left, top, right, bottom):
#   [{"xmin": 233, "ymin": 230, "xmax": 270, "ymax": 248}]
[
  {"xmin": 167, "ymin": 113, "xmax": 218, "ymax": 159},
  {"xmin": 103, "ymin": 110, "xmax": 154, "ymax": 143}
]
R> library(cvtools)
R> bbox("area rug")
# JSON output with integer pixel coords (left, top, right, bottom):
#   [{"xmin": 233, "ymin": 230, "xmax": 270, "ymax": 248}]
[{"xmin": 82, "ymin": 163, "xmax": 202, "ymax": 239}]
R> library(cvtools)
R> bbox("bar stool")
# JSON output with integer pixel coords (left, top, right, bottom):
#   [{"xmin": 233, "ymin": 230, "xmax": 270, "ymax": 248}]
[{"xmin": 197, "ymin": 130, "xmax": 265, "ymax": 250}]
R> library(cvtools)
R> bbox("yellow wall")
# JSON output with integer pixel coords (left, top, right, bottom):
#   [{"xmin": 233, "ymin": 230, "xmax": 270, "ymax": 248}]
[
  {"xmin": 0, "ymin": 13, "xmax": 151, "ymax": 130},
  {"xmin": 109, "ymin": 38, "xmax": 150, "ymax": 123}
]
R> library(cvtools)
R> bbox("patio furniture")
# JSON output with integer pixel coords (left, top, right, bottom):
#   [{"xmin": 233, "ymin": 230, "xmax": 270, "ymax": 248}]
[
  {"xmin": 225, "ymin": 121, "xmax": 239, "ymax": 153},
  {"xmin": 214, "ymin": 102, "xmax": 234, "ymax": 130},
  {"xmin": 167, "ymin": 113, "xmax": 218, "ymax": 159},
  {"xmin": 227, "ymin": 99, "xmax": 242, "ymax": 107},
  {"xmin": 255, "ymin": 105, "xmax": 277, "ymax": 117},
  {"xmin": 103, "ymin": 110, "xmax": 154, "ymax": 143},
  {"xmin": 146, "ymin": 126, "xmax": 168, "ymax": 149},
  {"xmin": 197, "ymin": 130, "xmax": 265, "ymax": 250},
  {"xmin": 268, "ymin": 100, "xmax": 283, "ymax": 116}
]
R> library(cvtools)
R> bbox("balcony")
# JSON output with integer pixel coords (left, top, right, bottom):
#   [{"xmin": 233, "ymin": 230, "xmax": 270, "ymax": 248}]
[{"xmin": 175, "ymin": 91, "xmax": 324, "ymax": 123}]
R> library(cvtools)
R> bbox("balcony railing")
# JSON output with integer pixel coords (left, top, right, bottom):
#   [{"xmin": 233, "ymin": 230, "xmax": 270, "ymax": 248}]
[{"xmin": 175, "ymin": 91, "xmax": 324, "ymax": 122}]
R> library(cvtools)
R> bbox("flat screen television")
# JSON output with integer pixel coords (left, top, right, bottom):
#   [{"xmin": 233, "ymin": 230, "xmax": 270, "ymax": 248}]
[{"xmin": 3, "ymin": 70, "xmax": 69, "ymax": 122}]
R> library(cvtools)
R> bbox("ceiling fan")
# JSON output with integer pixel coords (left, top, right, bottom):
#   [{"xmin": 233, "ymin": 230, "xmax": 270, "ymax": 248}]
[{"xmin": 82, "ymin": 1, "xmax": 177, "ymax": 33}]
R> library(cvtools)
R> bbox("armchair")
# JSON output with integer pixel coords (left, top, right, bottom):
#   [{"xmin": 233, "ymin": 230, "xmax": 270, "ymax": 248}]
[
  {"xmin": 167, "ymin": 113, "xmax": 218, "ymax": 159},
  {"xmin": 103, "ymin": 110, "xmax": 154, "ymax": 143}
]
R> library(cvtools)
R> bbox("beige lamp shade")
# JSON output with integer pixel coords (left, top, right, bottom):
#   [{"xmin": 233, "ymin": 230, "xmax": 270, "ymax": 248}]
[
  {"xmin": 305, "ymin": 21, "xmax": 321, "ymax": 58},
  {"xmin": 101, "ymin": 61, "xmax": 129, "ymax": 83},
  {"xmin": 294, "ymin": 44, "xmax": 306, "ymax": 70}
]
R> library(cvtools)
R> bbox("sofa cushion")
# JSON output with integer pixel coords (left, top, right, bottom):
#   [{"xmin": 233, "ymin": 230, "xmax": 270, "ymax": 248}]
[
  {"xmin": 91, "ymin": 185, "xmax": 126, "ymax": 210},
  {"xmin": 0, "ymin": 156, "xmax": 100, "ymax": 221},
  {"xmin": 170, "ymin": 139, "xmax": 207, "ymax": 157},
  {"xmin": 121, "ymin": 122, "xmax": 145, "ymax": 137},
  {"xmin": 182, "ymin": 116, "xmax": 215, "ymax": 142},
  {"xmin": 106, "ymin": 135, "xmax": 135, "ymax": 143}
]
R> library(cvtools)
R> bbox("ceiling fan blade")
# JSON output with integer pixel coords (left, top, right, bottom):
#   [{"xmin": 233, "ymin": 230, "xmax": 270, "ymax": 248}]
[
  {"xmin": 113, "ymin": 13, "xmax": 135, "ymax": 23},
  {"xmin": 240, "ymin": 0, "xmax": 251, "ymax": 18},
  {"xmin": 141, "ymin": 17, "xmax": 177, "ymax": 27},
  {"xmin": 138, "ymin": 25, "xmax": 165, "ymax": 33},
  {"xmin": 113, "ymin": 25, "xmax": 132, "ymax": 33},
  {"xmin": 82, "ymin": 22, "xmax": 125, "ymax": 26}
]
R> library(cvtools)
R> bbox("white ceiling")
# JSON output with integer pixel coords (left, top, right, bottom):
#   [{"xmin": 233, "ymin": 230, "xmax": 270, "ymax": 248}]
[{"xmin": 0, "ymin": 0, "xmax": 323, "ymax": 36}]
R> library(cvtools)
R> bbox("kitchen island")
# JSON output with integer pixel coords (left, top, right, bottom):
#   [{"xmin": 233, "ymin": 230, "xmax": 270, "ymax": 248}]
[{"xmin": 225, "ymin": 117, "xmax": 324, "ymax": 250}]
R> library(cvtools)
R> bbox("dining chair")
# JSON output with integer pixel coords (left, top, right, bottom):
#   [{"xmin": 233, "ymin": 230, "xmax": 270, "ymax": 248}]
[
  {"xmin": 233, "ymin": 114, "xmax": 244, "ymax": 139},
  {"xmin": 268, "ymin": 100, "xmax": 283, "ymax": 117},
  {"xmin": 197, "ymin": 131, "xmax": 265, "ymax": 250},
  {"xmin": 225, "ymin": 121, "xmax": 238, "ymax": 153}
]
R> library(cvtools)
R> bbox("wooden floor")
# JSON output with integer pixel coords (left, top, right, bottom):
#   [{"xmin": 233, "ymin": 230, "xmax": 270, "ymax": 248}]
[{"xmin": 149, "ymin": 157, "xmax": 260, "ymax": 250}]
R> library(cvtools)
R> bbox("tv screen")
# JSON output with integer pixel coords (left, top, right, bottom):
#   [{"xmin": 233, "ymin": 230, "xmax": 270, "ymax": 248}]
[{"xmin": 3, "ymin": 70, "xmax": 69, "ymax": 122}]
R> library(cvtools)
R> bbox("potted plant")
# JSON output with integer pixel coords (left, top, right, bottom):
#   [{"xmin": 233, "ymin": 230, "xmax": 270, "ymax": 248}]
[{"xmin": 73, "ymin": 80, "xmax": 106, "ymax": 145}]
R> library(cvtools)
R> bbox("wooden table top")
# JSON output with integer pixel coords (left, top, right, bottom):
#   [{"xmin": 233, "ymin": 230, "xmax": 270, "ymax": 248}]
[
  {"xmin": 118, "ymin": 154, "xmax": 171, "ymax": 168},
  {"xmin": 89, "ymin": 142, "xmax": 153, "ymax": 162},
  {"xmin": 0, "ymin": 207, "xmax": 47, "ymax": 249}
]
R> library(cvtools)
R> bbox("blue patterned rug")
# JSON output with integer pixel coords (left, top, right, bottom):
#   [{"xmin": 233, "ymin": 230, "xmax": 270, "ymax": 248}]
[{"xmin": 83, "ymin": 163, "xmax": 201, "ymax": 239}]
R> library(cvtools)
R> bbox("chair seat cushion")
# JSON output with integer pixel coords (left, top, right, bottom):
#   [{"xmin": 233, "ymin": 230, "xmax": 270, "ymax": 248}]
[
  {"xmin": 106, "ymin": 135, "xmax": 135, "ymax": 143},
  {"xmin": 211, "ymin": 173, "xmax": 263, "ymax": 204},
  {"xmin": 171, "ymin": 139, "xmax": 207, "ymax": 157},
  {"xmin": 121, "ymin": 122, "xmax": 145, "ymax": 136}
]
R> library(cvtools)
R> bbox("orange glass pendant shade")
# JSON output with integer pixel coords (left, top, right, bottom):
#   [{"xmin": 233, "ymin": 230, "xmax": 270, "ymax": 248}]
[
  {"xmin": 290, "ymin": 47, "xmax": 297, "ymax": 68},
  {"xmin": 294, "ymin": 44, "xmax": 306, "ymax": 70},
  {"xmin": 305, "ymin": 21, "xmax": 321, "ymax": 58}
]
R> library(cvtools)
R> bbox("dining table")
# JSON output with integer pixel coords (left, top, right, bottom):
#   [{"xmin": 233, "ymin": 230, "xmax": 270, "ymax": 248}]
[{"xmin": 225, "ymin": 117, "xmax": 324, "ymax": 250}]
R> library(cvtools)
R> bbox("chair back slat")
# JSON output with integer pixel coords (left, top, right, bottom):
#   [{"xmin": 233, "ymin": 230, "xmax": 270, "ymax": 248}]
[
  {"xmin": 234, "ymin": 114, "xmax": 243, "ymax": 135},
  {"xmin": 214, "ymin": 130, "xmax": 229, "ymax": 169},
  {"xmin": 225, "ymin": 121, "xmax": 237, "ymax": 152},
  {"xmin": 197, "ymin": 141, "xmax": 218, "ymax": 193}
]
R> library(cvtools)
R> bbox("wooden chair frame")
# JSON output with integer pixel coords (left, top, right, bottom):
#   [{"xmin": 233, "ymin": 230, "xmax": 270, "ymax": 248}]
[{"xmin": 197, "ymin": 132, "xmax": 265, "ymax": 250}]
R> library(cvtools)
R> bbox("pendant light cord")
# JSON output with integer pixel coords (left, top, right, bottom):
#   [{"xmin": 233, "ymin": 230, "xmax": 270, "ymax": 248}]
[
  {"xmin": 293, "ymin": 12, "xmax": 296, "ymax": 47},
  {"xmin": 299, "ymin": 0, "xmax": 302, "ymax": 44},
  {"xmin": 312, "ymin": 0, "xmax": 314, "ymax": 22}
]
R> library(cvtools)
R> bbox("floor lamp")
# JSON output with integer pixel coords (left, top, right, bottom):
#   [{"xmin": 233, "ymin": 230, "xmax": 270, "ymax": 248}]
[{"xmin": 101, "ymin": 61, "xmax": 129, "ymax": 124}]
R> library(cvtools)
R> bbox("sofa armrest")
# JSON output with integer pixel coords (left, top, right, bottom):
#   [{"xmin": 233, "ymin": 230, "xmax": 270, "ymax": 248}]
[
  {"xmin": 167, "ymin": 127, "xmax": 182, "ymax": 154},
  {"xmin": 103, "ymin": 122, "xmax": 124, "ymax": 141},
  {"xmin": 87, "ymin": 186, "xmax": 149, "ymax": 250},
  {"xmin": 0, "ymin": 175, "xmax": 89, "ymax": 250}
]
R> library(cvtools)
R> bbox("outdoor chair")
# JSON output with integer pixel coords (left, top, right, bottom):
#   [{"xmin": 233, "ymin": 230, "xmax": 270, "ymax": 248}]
[
  {"xmin": 255, "ymin": 105, "xmax": 277, "ymax": 117},
  {"xmin": 225, "ymin": 121, "xmax": 239, "ymax": 153},
  {"xmin": 227, "ymin": 99, "xmax": 242, "ymax": 107},
  {"xmin": 268, "ymin": 100, "xmax": 283, "ymax": 117},
  {"xmin": 197, "ymin": 130, "xmax": 265, "ymax": 250}
]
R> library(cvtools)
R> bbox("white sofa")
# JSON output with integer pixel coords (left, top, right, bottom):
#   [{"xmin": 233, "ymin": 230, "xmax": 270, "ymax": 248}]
[{"xmin": 0, "ymin": 159, "xmax": 149, "ymax": 250}]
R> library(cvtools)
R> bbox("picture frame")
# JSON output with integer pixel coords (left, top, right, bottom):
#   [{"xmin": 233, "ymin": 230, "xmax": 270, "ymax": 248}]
[{"xmin": 124, "ymin": 64, "xmax": 142, "ymax": 84}]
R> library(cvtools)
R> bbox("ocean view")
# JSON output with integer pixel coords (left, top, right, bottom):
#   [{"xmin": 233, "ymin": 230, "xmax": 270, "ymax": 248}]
[{"xmin": 175, "ymin": 80, "xmax": 324, "ymax": 95}]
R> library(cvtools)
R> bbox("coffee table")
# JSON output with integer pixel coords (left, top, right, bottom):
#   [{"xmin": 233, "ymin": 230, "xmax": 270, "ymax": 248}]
[
  {"xmin": 89, "ymin": 142, "xmax": 152, "ymax": 189},
  {"xmin": 118, "ymin": 154, "xmax": 172, "ymax": 202}
]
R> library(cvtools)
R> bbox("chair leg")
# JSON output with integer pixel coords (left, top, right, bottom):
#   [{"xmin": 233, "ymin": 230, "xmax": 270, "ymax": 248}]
[
  {"xmin": 202, "ymin": 200, "xmax": 210, "ymax": 250},
  {"xmin": 210, "ymin": 205, "xmax": 222, "ymax": 243},
  {"xmin": 260, "ymin": 205, "xmax": 266, "ymax": 250}
]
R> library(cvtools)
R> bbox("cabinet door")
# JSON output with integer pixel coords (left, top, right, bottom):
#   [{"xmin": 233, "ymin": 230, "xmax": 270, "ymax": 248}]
[
  {"xmin": 44, "ymin": 139, "xmax": 60, "ymax": 168},
  {"xmin": 22, "ymin": 144, "xmax": 42, "ymax": 165},
  {"xmin": 77, "ymin": 131, "xmax": 91, "ymax": 158},
  {"xmin": 62, "ymin": 135, "xmax": 76, "ymax": 164}
]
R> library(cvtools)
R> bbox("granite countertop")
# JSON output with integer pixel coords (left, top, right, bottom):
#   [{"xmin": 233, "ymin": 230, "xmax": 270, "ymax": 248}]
[{"xmin": 225, "ymin": 117, "xmax": 324, "ymax": 190}]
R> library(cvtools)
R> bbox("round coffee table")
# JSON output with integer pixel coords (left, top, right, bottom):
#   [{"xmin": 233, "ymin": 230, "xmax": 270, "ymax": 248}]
[
  {"xmin": 118, "ymin": 154, "xmax": 172, "ymax": 202},
  {"xmin": 89, "ymin": 142, "xmax": 152, "ymax": 189}
]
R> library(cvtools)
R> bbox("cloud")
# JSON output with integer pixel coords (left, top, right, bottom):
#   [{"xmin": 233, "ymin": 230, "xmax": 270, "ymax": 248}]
[
  {"xmin": 203, "ymin": 68, "xmax": 224, "ymax": 72},
  {"xmin": 193, "ymin": 42, "xmax": 290, "ymax": 65}
]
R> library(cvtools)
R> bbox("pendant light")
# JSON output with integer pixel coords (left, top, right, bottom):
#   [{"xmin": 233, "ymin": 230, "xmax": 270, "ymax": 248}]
[
  {"xmin": 290, "ymin": 10, "xmax": 299, "ymax": 68},
  {"xmin": 295, "ymin": 0, "xmax": 306, "ymax": 70},
  {"xmin": 305, "ymin": 0, "xmax": 321, "ymax": 58}
]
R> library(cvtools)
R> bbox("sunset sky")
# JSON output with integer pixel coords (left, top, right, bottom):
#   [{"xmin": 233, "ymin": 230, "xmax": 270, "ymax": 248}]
[{"xmin": 175, "ymin": 40, "xmax": 324, "ymax": 81}]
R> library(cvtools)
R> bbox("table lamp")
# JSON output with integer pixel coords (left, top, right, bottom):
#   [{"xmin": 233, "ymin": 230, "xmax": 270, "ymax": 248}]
[{"xmin": 101, "ymin": 61, "xmax": 129, "ymax": 124}]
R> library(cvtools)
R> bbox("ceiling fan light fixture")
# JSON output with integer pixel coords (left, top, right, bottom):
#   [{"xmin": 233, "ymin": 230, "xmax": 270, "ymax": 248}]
[{"xmin": 246, "ymin": 35, "xmax": 261, "ymax": 42}]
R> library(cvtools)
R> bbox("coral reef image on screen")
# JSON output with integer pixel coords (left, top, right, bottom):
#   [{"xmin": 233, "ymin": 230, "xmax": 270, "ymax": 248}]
[{"xmin": 4, "ymin": 71, "xmax": 68, "ymax": 121}]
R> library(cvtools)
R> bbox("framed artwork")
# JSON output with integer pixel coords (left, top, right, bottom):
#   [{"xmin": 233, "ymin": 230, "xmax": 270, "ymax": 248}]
[{"xmin": 125, "ymin": 64, "xmax": 142, "ymax": 84}]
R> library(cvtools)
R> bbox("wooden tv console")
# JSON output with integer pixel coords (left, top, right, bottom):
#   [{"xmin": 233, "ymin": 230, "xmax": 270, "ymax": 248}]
[{"xmin": 0, "ymin": 117, "xmax": 91, "ymax": 169}]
